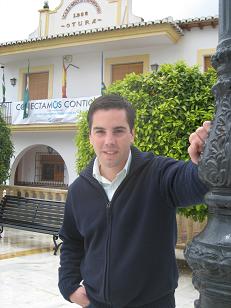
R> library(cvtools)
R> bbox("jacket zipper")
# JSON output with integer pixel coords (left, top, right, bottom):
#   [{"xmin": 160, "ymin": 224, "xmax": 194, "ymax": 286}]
[
  {"xmin": 102, "ymin": 174, "xmax": 138, "ymax": 306},
  {"xmin": 81, "ymin": 165, "xmax": 148, "ymax": 306},
  {"xmin": 104, "ymin": 201, "xmax": 112, "ymax": 306}
]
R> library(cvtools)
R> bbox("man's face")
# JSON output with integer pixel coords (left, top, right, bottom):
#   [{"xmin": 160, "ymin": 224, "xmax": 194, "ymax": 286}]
[{"xmin": 89, "ymin": 108, "xmax": 134, "ymax": 180}]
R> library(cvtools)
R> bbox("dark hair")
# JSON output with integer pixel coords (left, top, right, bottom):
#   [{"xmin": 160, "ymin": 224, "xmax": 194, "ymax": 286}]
[{"xmin": 87, "ymin": 94, "xmax": 136, "ymax": 131}]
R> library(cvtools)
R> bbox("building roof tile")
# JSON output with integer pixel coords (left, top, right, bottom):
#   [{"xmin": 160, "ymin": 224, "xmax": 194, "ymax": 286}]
[{"xmin": 0, "ymin": 16, "xmax": 218, "ymax": 47}]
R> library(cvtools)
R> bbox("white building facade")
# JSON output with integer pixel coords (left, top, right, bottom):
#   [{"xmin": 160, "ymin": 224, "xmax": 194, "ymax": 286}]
[{"xmin": 0, "ymin": 0, "xmax": 218, "ymax": 188}]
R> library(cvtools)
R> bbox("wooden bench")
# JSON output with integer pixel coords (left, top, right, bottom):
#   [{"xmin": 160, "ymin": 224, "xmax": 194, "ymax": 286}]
[{"xmin": 0, "ymin": 195, "xmax": 65, "ymax": 255}]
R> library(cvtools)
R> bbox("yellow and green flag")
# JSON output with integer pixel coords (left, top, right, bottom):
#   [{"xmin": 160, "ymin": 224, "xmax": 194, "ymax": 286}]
[
  {"xmin": 62, "ymin": 60, "xmax": 67, "ymax": 98},
  {"xmin": 23, "ymin": 61, "xmax": 30, "ymax": 119}
]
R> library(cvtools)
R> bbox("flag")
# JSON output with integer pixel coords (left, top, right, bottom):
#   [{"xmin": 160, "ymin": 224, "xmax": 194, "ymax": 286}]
[
  {"xmin": 101, "ymin": 52, "xmax": 106, "ymax": 95},
  {"xmin": 101, "ymin": 81, "xmax": 106, "ymax": 95},
  {"xmin": 23, "ymin": 61, "xmax": 30, "ymax": 119},
  {"xmin": 1, "ymin": 66, "xmax": 5, "ymax": 103},
  {"xmin": 62, "ymin": 60, "xmax": 67, "ymax": 98}
]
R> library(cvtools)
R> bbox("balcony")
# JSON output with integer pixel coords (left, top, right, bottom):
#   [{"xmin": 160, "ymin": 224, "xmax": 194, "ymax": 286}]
[{"xmin": 0, "ymin": 101, "xmax": 12, "ymax": 124}]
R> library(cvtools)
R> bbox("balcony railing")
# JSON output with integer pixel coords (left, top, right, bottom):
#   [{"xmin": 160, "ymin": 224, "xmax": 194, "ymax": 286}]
[
  {"xmin": 14, "ymin": 181, "xmax": 68, "ymax": 189},
  {"xmin": 0, "ymin": 185, "xmax": 67, "ymax": 202},
  {"xmin": 0, "ymin": 101, "xmax": 12, "ymax": 124},
  {"xmin": 0, "ymin": 185, "xmax": 207, "ymax": 247}
]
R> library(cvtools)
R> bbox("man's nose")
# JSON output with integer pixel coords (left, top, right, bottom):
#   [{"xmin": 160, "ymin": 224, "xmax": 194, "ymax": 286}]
[{"xmin": 104, "ymin": 132, "xmax": 115, "ymax": 144}]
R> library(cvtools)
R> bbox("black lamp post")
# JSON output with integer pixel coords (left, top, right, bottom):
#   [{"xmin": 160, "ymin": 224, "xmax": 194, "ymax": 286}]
[{"xmin": 184, "ymin": 1, "xmax": 231, "ymax": 307}]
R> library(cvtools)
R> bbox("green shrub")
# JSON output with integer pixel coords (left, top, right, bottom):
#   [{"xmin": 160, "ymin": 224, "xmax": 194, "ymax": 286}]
[
  {"xmin": 76, "ymin": 111, "xmax": 94, "ymax": 173},
  {"xmin": 75, "ymin": 61, "xmax": 217, "ymax": 221},
  {"xmin": 0, "ymin": 113, "xmax": 14, "ymax": 184}
]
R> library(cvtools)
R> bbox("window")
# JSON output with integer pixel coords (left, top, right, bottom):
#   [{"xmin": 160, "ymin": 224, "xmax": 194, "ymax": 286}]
[
  {"xmin": 111, "ymin": 62, "xmax": 143, "ymax": 83},
  {"xmin": 19, "ymin": 65, "xmax": 54, "ymax": 101},
  {"xmin": 105, "ymin": 55, "xmax": 149, "ymax": 86},
  {"xmin": 26, "ymin": 72, "xmax": 49, "ymax": 100},
  {"xmin": 41, "ymin": 163, "xmax": 64, "ymax": 182},
  {"xmin": 197, "ymin": 49, "xmax": 215, "ymax": 72},
  {"xmin": 42, "ymin": 164, "xmax": 55, "ymax": 181},
  {"xmin": 35, "ymin": 153, "xmax": 65, "ymax": 184},
  {"xmin": 204, "ymin": 56, "xmax": 213, "ymax": 72}
]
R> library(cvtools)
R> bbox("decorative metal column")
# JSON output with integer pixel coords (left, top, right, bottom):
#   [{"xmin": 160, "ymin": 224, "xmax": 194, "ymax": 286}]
[{"xmin": 184, "ymin": 1, "xmax": 231, "ymax": 307}]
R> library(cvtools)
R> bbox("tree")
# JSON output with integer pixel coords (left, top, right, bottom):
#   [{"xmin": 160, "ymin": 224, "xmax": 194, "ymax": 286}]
[
  {"xmin": 0, "ymin": 113, "xmax": 14, "ymax": 185},
  {"xmin": 75, "ymin": 61, "xmax": 217, "ymax": 221}
]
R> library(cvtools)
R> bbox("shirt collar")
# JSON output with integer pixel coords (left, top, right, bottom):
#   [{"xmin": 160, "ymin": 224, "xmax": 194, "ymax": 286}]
[{"xmin": 93, "ymin": 150, "xmax": 132, "ymax": 184}]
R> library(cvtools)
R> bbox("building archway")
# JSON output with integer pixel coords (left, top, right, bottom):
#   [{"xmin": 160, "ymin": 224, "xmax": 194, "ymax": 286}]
[{"xmin": 11, "ymin": 144, "xmax": 69, "ymax": 188}]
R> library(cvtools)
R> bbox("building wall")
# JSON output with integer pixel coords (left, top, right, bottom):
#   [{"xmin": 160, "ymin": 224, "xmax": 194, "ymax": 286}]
[
  {"xmin": 41, "ymin": 0, "xmax": 141, "ymax": 37},
  {"xmin": 2, "ymin": 26, "xmax": 218, "ymax": 103},
  {"xmin": 4, "ymin": 52, "xmax": 102, "ymax": 102},
  {"xmin": 104, "ymin": 26, "xmax": 218, "ymax": 69},
  {"xmin": 48, "ymin": 0, "xmax": 117, "ymax": 36}
]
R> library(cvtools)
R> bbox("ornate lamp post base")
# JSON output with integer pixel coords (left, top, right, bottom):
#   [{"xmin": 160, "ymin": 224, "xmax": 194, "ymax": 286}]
[
  {"xmin": 185, "ymin": 192, "xmax": 231, "ymax": 307},
  {"xmin": 184, "ymin": 1, "xmax": 231, "ymax": 307}
]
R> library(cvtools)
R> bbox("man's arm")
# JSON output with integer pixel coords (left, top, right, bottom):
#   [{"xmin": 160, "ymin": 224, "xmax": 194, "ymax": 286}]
[
  {"xmin": 158, "ymin": 121, "xmax": 211, "ymax": 208},
  {"xmin": 58, "ymin": 190, "xmax": 90, "ymax": 306},
  {"xmin": 188, "ymin": 121, "xmax": 211, "ymax": 164}
]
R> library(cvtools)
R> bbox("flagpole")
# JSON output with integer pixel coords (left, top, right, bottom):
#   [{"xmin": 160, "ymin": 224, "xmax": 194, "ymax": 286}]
[
  {"xmin": 101, "ymin": 51, "xmax": 103, "ymax": 88},
  {"xmin": 1, "ymin": 65, "xmax": 6, "ymax": 103},
  {"xmin": 101, "ymin": 51, "xmax": 106, "ymax": 95}
]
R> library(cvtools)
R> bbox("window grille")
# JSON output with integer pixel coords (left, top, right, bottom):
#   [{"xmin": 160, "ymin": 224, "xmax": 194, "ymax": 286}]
[{"xmin": 34, "ymin": 152, "xmax": 65, "ymax": 186}]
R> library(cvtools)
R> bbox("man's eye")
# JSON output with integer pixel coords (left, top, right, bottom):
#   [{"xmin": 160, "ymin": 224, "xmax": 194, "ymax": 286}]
[
  {"xmin": 114, "ymin": 129, "xmax": 125, "ymax": 134},
  {"xmin": 95, "ymin": 130, "xmax": 105, "ymax": 135}
]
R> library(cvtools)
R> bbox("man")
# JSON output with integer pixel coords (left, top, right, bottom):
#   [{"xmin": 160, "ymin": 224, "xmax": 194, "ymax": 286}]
[{"xmin": 58, "ymin": 94, "xmax": 209, "ymax": 308}]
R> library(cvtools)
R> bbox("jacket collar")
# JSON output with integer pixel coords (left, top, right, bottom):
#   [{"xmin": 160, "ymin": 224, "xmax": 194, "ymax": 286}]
[{"xmin": 80, "ymin": 146, "xmax": 154, "ymax": 181}]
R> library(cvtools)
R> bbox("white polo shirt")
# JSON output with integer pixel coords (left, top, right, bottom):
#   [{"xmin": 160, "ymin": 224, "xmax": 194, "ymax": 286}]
[{"xmin": 92, "ymin": 151, "xmax": 132, "ymax": 201}]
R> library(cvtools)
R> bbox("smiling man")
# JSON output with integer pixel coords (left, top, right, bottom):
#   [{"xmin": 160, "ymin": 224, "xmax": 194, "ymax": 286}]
[
  {"xmin": 89, "ymin": 107, "xmax": 134, "ymax": 181},
  {"xmin": 58, "ymin": 94, "xmax": 209, "ymax": 308}
]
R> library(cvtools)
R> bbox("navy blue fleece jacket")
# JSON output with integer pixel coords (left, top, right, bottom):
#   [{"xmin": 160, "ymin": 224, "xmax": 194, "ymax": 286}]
[{"xmin": 58, "ymin": 147, "xmax": 207, "ymax": 307}]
